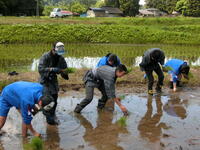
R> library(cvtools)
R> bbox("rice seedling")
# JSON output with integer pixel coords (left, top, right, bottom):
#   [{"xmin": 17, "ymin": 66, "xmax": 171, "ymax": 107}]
[
  {"xmin": 23, "ymin": 137, "xmax": 44, "ymax": 150},
  {"xmin": 117, "ymin": 116, "xmax": 127, "ymax": 127}
]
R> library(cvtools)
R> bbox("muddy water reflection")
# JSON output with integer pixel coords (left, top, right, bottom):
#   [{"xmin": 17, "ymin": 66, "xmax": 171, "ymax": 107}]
[
  {"xmin": 138, "ymin": 95, "xmax": 168, "ymax": 143},
  {"xmin": 1, "ymin": 90, "xmax": 200, "ymax": 150},
  {"xmin": 75, "ymin": 110, "xmax": 128, "ymax": 150}
]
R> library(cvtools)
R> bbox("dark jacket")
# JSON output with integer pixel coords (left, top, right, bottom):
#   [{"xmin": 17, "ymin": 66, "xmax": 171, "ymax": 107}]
[
  {"xmin": 139, "ymin": 48, "xmax": 165, "ymax": 71},
  {"xmin": 38, "ymin": 51, "xmax": 68, "ymax": 95}
]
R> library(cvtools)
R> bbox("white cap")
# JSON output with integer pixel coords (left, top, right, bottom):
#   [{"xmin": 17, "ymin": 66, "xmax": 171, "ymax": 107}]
[
  {"xmin": 55, "ymin": 42, "xmax": 64, "ymax": 47},
  {"xmin": 55, "ymin": 42, "xmax": 65, "ymax": 55}
]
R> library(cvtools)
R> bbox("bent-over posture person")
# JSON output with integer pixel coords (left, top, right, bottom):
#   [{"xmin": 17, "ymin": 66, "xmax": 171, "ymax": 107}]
[
  {"xmin": 139, "ymin": 48, "xmax": 165, "ymax": 95},
  {"xmin": 0, "ymin": 81, "xmax": 54, "ymax": 137},
  {"xmin": 163, "ymin": 59, "xmax": 190, "ymax": 92},
  {"xmin": 97, "ymin": 53, "xmax": 121, "ymax": 67},
  {"xmin": 74, "ymin": 64, "xmax": 128, "ymax": 114}
]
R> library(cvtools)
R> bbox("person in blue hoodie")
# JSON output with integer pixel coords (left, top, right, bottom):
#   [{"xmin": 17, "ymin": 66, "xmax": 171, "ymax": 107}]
[
  {"xmin": 96, "ymin": 53, "xmax": 121, "ymax": 68},
  {"xmin": 0, "ymin": 81, "xmax": 55, "ymax": 137},
  {"xmin": 163, "ymin": 59, "xmax": 190, "ymax": 92}
]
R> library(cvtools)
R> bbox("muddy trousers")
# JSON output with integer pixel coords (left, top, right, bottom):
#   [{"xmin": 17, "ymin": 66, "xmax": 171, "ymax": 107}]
[
  {"xmin": 74, "ymin": 84, "xmax": 108, "ymax": 113},
  {"xmin": 145, "ymin": 67, "xmax": 164, "ymax": 91}
]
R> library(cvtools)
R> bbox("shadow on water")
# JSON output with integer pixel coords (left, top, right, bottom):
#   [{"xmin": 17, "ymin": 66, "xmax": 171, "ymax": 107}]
[
  {"xmin": 1, "ymin": 89, "xmax": 200, "ymax": 149},
  {"xmin": 138, "ymin": 94, "xmax": 169, "ymax": 143}
]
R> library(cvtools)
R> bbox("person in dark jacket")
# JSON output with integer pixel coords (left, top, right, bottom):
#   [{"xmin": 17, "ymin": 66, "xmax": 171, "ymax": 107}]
[
  {"xmin": 74, "ymin": 64, "xmax": 128, "ymax": 115},
  {"xmin": 163, "ymin": 59, "xmax": 190, "ymax": 92},
  {"xmin": 38, "ymin": 42, "xmax": 69, "ymax": 125},
  {"xmin": 96, "ymin": 53, "xmax": 121, "ymax": 67},
  {"xmin": 0, "ymin": 81, "xmax": 54, "ymax": 137},
  {"xmin": 139, "ymin": 48, "xmax": 165, "ymax": 95}
]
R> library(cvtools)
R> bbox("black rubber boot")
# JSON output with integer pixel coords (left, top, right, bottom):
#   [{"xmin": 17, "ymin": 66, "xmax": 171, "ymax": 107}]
[
  {"xmin": 74, "ymin": 104, "xmax": 83, "ymax": 113},
  {"xmin": 170, "ymin": 81, "xmax": 173, "ymax": 89},
  {"xmin": 156, "ymin": 85, "xmax": 162, "ymax": 93},
  {"xmin": 97, "ymin": 101, "xmax": 106, "ymax": 109}
]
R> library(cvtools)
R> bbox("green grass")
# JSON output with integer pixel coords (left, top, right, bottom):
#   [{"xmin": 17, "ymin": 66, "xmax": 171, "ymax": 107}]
[{"xmin": 23, "ymin": 137, "xmax": 44, "ymax": 150}]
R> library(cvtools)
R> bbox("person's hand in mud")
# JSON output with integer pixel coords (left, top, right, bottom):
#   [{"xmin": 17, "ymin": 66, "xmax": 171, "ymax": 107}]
[
  {"xmin": 114, "ymin": 97, "xmax": 128, "ymax": 115},
  {"xmin": 33, "ymin": 131, "xmax": 41, "ymax": 137}
]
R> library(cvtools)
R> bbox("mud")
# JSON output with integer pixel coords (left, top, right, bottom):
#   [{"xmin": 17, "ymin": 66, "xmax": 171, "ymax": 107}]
[{"xmin": 1, "ymin": 88, "xmax": 200, "ymax": 150}]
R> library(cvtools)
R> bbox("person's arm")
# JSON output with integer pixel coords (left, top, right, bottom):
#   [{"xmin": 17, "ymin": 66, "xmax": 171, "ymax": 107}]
[
  {"xmin": 104, "ymin": 79, "xmax": 128, "ymax": 114},
  {"xmin": 113, "ymin": 97, "xmax": 128, "ymax": 115},
  {"xmin": 20, "ymin": 102, "xmax": 40, "ymax": 137},
  {"xmin": 38, "ymin": 54, "xmax": 51, "ymax": 74},
  {"xmin": 22, "ymin": 123, "xmax": 40, "ymax": 137},
  {"xmin": 170, "ymin": 73, "xmax": 177, "ymax": 92},
  {"xmin": 139, "ymin": 55, "xmax": 150, "ymax": 71},
  {"xmin": 59, "ymin": 57, "xmax": 69, "ymax": 80}
]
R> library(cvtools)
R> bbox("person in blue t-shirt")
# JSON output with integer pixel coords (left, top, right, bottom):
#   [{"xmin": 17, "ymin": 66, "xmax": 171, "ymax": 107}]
[
  {"xmin": 96, "ymin": 53, "xmax": 121, "ymax": 68},
  {"xmin": 0, "ymin": 81, "xmax": 55, "ymax": 137},
  {"xmin": 163, "ymin": 59, "xmax": 190, "ymax": 92}
]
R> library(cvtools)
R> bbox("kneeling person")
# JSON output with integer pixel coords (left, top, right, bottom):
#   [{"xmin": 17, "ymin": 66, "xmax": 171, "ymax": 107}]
[
  {"xmin": 163, "ymin": 59, "xmax": 190, "ymax": 92},
  {"xmin": 74, "ymin": 64, "xmax": 128, "ymax": 114},
  {"xmin": 0, "ymin": 81, "xmax": 54, "ymax": 137}
]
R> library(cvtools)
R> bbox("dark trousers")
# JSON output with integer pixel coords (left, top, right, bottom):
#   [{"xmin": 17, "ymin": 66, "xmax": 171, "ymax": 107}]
[
  {"xmin": 78, "ymin": 83, "xmax": 108, "ymax": 110},
  {"xmin": 43, "ymin": 94, "xmax": 58, "ymax": 117},
  {"xmin": 145, "ymin": 66, "xmax": 164, "ymax": 90}
]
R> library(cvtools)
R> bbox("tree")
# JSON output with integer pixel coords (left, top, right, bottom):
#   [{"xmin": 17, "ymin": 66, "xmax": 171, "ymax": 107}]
[
  {"xmin": 105, "ymin": 0, "xmax": 120, "ymax": 7},
  {"xmin": 176, "ymin": 0, "xmax": 200, "ymax": 17},
  {"xmin": 95, "ymin": 0, "xmax": 105, "ymax": 7},
  {"xmin": 70, "ymin": 2, "xmax": 86, "ymax": 14},
  {"xmin": 119, "ymin": 0, "xmax": 140, "ymax": 16},
  {"xmin": 145, "ymin": 0, "xmax": 178, "ymax": 14},
  {"xmin": 0, "ymin": 0, "xmax": 43, "ymax": 16}
]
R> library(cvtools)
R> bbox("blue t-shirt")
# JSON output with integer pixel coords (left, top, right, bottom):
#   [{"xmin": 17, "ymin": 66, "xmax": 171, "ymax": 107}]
[
  {"xmin": 0, "ymin": 81, "xmax": 43, "ymax": 124},
  {"xmin": 96, "ymin": 56, "xmax": 121, "ymax": 67},
  {"xmin": 164, "ymin": 59, "xmax": 185, "ymax": 83}
]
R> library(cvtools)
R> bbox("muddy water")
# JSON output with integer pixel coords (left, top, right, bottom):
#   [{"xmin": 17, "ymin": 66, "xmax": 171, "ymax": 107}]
[{"xmin": 1, "ymin": 89, "xmax": 200, "ymax": 150}]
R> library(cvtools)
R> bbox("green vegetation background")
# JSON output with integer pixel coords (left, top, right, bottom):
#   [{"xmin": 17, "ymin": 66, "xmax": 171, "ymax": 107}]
[{"xmin": 1, "ymin": 17, "xmax": 200, "ymax": 45}]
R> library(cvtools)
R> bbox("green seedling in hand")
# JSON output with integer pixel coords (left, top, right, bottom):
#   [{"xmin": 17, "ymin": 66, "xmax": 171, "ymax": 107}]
[
  {"xmin": 119, "ymin": 95, "xmax": 126, "ymax": 100},
  {"xmin": 24, "ymin": 137, "xmax": 44, "ymax": 150},
  {"xmin": 117, "ymin": 116, "xmax": 127, "ymax": 127},
  {"xmin": 127, "ymin": 68, "xmax": 132, "ymax": 73},
  {"xmin": 63, "ymin": 67, "xmax": 76, "ymax": 74}
]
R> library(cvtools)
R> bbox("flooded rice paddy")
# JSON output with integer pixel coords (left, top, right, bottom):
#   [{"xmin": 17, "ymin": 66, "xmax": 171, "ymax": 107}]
[
  {"xmin": 0, "ymin": 43, "xmax": 200, "ymax": 72},
  {"xmin": 1, "ymin": 88, "xmax": 200, "ymax": 150}
]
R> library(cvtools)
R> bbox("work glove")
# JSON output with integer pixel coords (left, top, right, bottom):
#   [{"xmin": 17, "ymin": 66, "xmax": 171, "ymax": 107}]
[
  {"xmin": 51, "ymin": 67, "xmax": 61, "ymax": 73},
  {"xmin": 61, "ymin": 71, "xmax": 69, "ymax": 80}
]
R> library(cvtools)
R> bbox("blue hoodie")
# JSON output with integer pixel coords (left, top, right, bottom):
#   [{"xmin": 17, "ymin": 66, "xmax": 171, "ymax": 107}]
[
  {"xmin": 164, "ymin": 59, "xmax": 185, "ymax": 83},
  {"xmin": 0, "ymin": 81, "xmax": 43, "ymax": 124},
  {"xmin": 96, "ymin": 56, "xmax": 121, "ymax": 67}
]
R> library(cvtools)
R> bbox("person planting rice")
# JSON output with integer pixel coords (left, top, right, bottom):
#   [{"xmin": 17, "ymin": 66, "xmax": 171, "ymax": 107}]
[
  {"xmin": 163, "ymin": 59, "xmax": 190, "ymax": 92},
  {"xmin": 96, "ymin": 53, "xmax": 121, "ymax": 67},
  {"xmin": 139, "ymin": 48, "xmax": 165, "ymax": 95},
  {"xmin": 38, "ymin": 41, "xmax": 69, "ymax": 125},
  {"xmin": 0, "ymin": 81, "xmax": 55, "ymax": 137},
  {"xmin": 74, "ymin": 64, "xmax": 128, "ymax": 115}
]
